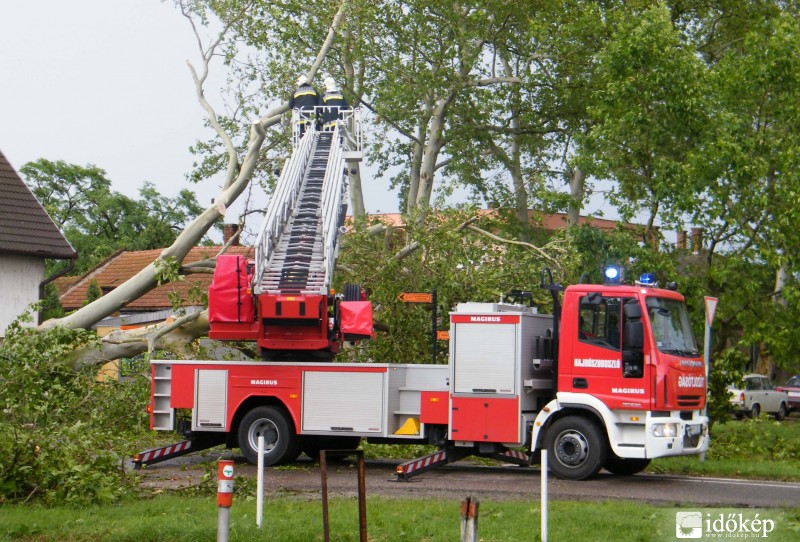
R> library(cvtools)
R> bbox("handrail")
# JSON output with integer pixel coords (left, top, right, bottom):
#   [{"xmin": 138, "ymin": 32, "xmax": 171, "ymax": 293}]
[
  {"xmin": 253, "ymin": 130, "xmax": 315, "ymax": 294},
  {"xmin": 256, "ymin": 110, "xmax": 358, "ymax": 295},
  {"xmin": 318, "ymin": 125, "xmax": 348, "ymax": 293}
]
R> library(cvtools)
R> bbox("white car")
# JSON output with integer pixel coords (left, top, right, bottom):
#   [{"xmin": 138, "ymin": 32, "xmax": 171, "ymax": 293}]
[{"xmin": 728, "ymin": 374, "xmax": 789, "ymax": 420}]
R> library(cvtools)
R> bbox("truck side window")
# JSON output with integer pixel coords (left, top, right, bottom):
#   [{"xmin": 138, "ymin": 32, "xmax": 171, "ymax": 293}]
[
  {"xmin": 578, "ymin": 296, "xmax": 621, "ymax": 351},
  {"xmin": 621, "ymin": 298, "xmax": 644, "ymax": 378}
]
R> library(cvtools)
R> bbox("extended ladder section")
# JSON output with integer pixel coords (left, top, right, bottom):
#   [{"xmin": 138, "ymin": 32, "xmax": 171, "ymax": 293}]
[{"xmin": 253, "ymin": 119, "xmax": 356, "ymax": 296}]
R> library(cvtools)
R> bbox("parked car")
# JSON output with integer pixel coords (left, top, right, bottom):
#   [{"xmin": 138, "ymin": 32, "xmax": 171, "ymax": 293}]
[
  {"xmin": 775, "ymin": 375, "xmax": 800, "ymax": 413},
  {"xmin": 728, "ymin": 374, "xmax": 789, "ymax": 420}
]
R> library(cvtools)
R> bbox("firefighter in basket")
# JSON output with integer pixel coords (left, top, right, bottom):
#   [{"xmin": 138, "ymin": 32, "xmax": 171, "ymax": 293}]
[{"xmin": 289, "ymin": 75, "xmax": 320, "ymax": 137}]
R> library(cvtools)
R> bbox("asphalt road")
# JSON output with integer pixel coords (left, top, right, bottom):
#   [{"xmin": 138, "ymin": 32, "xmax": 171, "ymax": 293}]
[{"xmin": 138, "ymin": 454, "xmax": 800, "ymax": 508}]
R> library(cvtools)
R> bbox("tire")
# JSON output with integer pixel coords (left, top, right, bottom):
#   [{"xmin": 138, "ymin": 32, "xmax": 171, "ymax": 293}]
[
  {"xmin": 749, "ymin": 404, "xmax": 761, "ymax": 419},
  {"xmin": 545, "ymin": 416, "xmax": 608, "ymax": 480},
  {"xmin": 604, "ymin": 453, "xmax": 651, "ymax": 476},
  {"xmin": 343, "ymin": 283, "xmax": 362, "ymax": 302},
  {"xmin": 775, "ymin": 403, "xmax": 787, "ymax": 421},
  {"xmin": 301, "ymin": 436, "xmax": 361, "ymax": 461},
  {"xmin": 237, "ymin": 406, "xmax": 300, "ymax": 466}
]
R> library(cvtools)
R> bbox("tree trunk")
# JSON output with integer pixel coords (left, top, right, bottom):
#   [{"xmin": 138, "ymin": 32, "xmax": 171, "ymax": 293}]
[
  {"xmin": 407, "ymin": 96, "xmax": 433, "ymax": 215},
  {"xmin": 415, "ymin": 96, "xmax": 450, "ymax": 214},
  {"xmin": 567, "ymin": 166, "xmax": 585, "ymax": 227}
]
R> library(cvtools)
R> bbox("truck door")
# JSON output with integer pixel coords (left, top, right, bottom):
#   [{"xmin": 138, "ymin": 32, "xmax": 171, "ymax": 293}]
[{"xmin": 571, "ymin": 295, "xmax": 649, "ymax": 410}]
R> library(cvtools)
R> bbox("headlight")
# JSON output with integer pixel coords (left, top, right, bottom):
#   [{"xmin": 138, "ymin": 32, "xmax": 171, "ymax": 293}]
[
  {"xmin": 702, "ymin": 422, "xmax": 709, "ymax": 436},
  {"xmin": 652, "ymin": 423, "xmax": 679, "ymax": 438}
]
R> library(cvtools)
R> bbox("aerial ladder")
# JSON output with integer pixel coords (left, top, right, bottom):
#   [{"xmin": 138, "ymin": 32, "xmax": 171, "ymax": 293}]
[{"xmin": 206, "ymin": 107, "xmax": 370, "ymax": 360}]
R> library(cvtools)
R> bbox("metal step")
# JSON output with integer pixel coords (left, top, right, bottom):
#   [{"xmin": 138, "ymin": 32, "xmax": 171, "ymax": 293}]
[{"xmin": 257, "ymin": 131, "xmax": 334, "ymax": 295}]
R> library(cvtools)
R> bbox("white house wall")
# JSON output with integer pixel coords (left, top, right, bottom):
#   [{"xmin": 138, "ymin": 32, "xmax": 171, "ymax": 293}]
[{"xmin": 0, "ymin": 254, "xmax": 44, "ymax": 337}]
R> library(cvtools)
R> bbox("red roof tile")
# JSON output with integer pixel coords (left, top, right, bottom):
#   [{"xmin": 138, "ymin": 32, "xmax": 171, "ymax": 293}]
[{"xmin": 60, "ymin": 245, "xmax": 253, "ymax": 311}]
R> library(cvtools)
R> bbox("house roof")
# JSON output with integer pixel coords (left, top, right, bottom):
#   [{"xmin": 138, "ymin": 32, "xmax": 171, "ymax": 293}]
[
  {"xmin": 0, "ymin": 150, "xmax": 77, "ymax": 259},
  {"xmin": 59, "ymin": 245, "xmax": 253, "ymax": 311},
  {"xmin": 365, "ymin": 210, "xmax": 631, "ymax": 231}
]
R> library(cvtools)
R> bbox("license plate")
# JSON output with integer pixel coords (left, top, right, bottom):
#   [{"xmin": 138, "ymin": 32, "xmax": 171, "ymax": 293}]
[{"xmin": 686, "ymin": 424, "xmax": 702, "ymax": 437}]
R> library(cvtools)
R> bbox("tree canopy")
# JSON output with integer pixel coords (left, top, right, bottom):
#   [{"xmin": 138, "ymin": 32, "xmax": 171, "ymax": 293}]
[{"xmin": 21, "ymin": 159, "xmax": 204, "ymax": 275}]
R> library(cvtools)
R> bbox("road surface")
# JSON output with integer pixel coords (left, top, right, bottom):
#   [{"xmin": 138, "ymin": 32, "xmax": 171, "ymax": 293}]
[{"xmin": 137, "ymin": 453, "xmax": 800, "ymax": 508}]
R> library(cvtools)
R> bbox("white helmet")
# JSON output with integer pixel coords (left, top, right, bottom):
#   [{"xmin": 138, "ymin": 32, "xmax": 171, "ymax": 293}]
[
  {"xmin": 324, "ymin": 76, "xmax": 338, "ymax": 92},
  {"xmin": 296, "ymin": 75, "xmax": 308, "ymax": 86}
]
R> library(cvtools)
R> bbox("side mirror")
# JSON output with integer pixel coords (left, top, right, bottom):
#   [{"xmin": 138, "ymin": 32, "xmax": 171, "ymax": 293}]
[
  {"xmin": 624, "ymin": 320, "xmax": 644, "ymax": 350},
  {"xmin": 580, "ymin": 292, "xmax": 604, "ymax": 308},
  {"xmin": 623, "ymin": 301, "xmax": 642, "ymax": 319}
]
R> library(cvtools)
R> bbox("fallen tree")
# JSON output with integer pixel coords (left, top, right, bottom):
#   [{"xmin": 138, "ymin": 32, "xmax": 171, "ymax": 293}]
[{"xmin": 38, "ymin": 1, "xmax": 349, "ymax": 367}]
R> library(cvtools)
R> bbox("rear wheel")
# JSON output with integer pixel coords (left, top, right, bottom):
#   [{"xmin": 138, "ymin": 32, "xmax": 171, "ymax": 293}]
[
  {"xmin": 238, "ymin": 406, "xmax": 300, "ymax": 466},
  {"xmin": 749, "ymin": 404, "xmax": 761, "ymax": 418},
  {"xmin": 603, "ymin": 453, "xmax": 651, "ymax": 476},
  {"xmin": 545, "ymin": 416, "xmax": 607, "ymax": 480}
]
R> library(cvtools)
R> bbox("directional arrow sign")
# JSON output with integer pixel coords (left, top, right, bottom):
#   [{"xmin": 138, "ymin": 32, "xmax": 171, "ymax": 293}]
[
  {"xmin": 397, "ymin": 292, "xmax": 433, "ymax": 304},
  {"xmin": 436, "ymin": 330, "xmax": 450, "ymax": 341}
]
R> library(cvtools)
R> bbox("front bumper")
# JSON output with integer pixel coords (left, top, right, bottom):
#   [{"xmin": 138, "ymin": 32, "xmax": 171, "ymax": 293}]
[{"xmin": 644, "ymin": 411, "xmax": 709, "ymax": 458}]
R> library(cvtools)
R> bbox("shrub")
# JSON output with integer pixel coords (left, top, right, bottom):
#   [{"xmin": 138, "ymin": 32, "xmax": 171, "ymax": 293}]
[{"xmin": 0, "ymin": 318, "xmax": 151, "ymax": 505}]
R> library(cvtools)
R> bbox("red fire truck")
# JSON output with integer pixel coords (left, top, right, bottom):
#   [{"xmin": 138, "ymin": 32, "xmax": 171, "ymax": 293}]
[
  {"xmin": 135, "ymin": 115, "xmax": 709, "ymax": 480},
  {"xmin": 138, "ymin": 271, "xmax": 709, "ymax": 480}
]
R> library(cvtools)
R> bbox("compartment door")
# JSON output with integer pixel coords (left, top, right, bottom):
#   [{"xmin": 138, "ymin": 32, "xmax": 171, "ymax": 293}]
[{"xmin": 302, "ymin": 371, "xmax": 385, "ymax": 435}]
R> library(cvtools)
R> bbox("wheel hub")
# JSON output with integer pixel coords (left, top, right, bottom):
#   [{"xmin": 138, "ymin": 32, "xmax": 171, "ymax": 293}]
[
  {"xmin": 555, "ymin": 430, "xmax": 589, "ymax": 467},
  {"xmin": 249, "ymin": 418, "xmax": 279, "ymax": 453}
]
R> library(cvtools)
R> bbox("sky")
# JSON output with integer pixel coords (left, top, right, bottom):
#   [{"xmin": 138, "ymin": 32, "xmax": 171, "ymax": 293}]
[{"xmin": 0, "ymin": 0, "xmax": 405, "ymax": 242}]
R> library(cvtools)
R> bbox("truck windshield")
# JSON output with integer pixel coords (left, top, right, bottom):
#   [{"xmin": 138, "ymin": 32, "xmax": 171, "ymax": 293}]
[{"xmin": 645, "ymin": 297, "xmax": 699, "ymax": 357}]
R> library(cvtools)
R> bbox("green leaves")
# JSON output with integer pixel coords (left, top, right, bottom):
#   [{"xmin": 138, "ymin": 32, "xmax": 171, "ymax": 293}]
[
  {"xmin": 0, "ymin": 317, "xmax": 150, "ymax": 505},
  {"xmin": 21, "ymin": 159, "xmax": 205, "ymax": 275}
]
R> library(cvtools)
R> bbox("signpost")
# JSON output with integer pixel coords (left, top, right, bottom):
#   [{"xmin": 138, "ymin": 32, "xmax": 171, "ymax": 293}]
[
  {"xmin": 398, "ymin": 290, "xmax": 439, "ymax": 363},
  {"xmin": 701, "ymin": 296, "xmax": 718, "ymax": 462}
]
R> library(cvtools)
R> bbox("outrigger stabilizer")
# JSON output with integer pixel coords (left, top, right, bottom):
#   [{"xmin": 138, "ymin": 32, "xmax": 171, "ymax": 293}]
[{"xmin": 394, "ymin": 448, "xmax": 534, "ymax": 480}]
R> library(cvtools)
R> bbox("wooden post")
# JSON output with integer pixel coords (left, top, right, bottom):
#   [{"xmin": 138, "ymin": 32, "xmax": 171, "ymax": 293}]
[{"xmin": 460, "ymin": 496, "xmax": 479, "ymax": 542}]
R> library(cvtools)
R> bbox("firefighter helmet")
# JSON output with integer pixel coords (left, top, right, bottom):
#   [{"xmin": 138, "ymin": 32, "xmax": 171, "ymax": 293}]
[
  {"xmin": 324, "ymin": 77, "xmax": 338, "ymax": 92},
  {"xmin": 296, "ymin": 75, "xmax": 308, "ymax": 86}
]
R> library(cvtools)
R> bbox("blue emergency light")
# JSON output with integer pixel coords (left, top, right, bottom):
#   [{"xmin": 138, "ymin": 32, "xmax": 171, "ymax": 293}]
[{"xmin": 637, "ymin": 273, "xmax": 656, "ymax": 286}]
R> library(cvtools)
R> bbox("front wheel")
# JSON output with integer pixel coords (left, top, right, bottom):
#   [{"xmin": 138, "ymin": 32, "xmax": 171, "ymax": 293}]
[
  {"xmin": 603, "ymin": 453, "xmax": 651, "ymax": 476},
  {"xmin": 775, "ymin": 403, "xmax": 787, "ymax": 421},
  {"xmin": 238, "ymin": 406, "xmax": 300, "ymax": 466},
  {"xmin": 544, "ymin": 416, "xmax": 607, "ymax": 480}
]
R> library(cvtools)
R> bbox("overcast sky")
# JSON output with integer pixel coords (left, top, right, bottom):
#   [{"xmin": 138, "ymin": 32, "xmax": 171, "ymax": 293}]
[{"xmin": 0, "ymin": 0, "xmax": 405, "ymax": 241}]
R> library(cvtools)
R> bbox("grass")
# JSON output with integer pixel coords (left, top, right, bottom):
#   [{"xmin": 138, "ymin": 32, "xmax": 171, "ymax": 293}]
[{"xmin": 1, "ymin": 495, "xmax": 798, "ymax": 542}]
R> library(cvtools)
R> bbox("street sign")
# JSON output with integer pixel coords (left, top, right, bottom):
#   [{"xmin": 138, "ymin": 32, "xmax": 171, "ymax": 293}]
[
  {"xmin": 704, "ymin": 296, "xmax": 718, "ymax": 327},
  {"xmin": 436, "ymin": 330, "xmax": 449, "ymax": 341},
  {"xmin": 397, "ymin": 292, "xmax": 433, "ymax": 304}
]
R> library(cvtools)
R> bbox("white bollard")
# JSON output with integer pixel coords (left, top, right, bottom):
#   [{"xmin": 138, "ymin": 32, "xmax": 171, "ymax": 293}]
[
  {"xmin": 541, "ymin": 449, "xmax": 548, "ymax": 542},
  {"xmin": 257, "ymin": 435, "xmax": 265, "ymax": 528}
]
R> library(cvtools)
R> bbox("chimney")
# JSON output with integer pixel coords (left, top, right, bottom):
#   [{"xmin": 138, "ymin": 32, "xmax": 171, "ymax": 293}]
[
  {"xmin": 690, "ymin": 228, "xmax": 702, "ymax": 255},
  {"xmin": 223, "ymin": 224, "xmax": 240, "ymax": 246},
  {"xmin": 677, "ymin": 231, "xmax": 687, "ymax": 250}
]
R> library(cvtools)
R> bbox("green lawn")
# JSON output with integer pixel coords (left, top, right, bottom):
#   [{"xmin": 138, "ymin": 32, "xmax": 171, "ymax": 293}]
[{"xmin": 1, "ymin": 495, "xmax": 798, "ymax": 542}]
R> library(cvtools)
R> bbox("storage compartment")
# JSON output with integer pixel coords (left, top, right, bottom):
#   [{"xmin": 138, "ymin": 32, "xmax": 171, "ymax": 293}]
[
  {"xmin": 193, "ymin": 369, "xmax": 228, "ymax": 431},
  {"xmin": 450, "ymin": 396, "xmax": 520, "ymax": 443},
  {"xmin": 208, "ymin": 255, "xmax": 254, "ymax": 323},
  {"xmin": 302, "ymin": 371, "xmax": 385, "ymax": 435}
]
